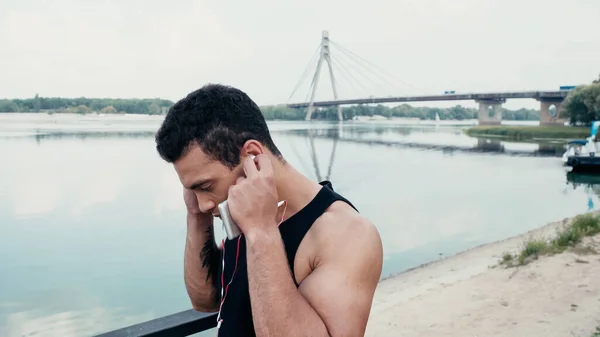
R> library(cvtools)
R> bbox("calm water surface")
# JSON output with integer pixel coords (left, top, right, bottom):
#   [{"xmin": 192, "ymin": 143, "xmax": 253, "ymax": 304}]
[{"xmin": 0, "ymin": 113, "xmax": 596, "ymax": 336}]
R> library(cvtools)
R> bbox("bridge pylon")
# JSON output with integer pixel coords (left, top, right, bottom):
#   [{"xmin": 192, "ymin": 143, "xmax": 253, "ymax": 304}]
[{"xmin": 305, "ymin": 31, "xmax": 343, "ymax": 121}]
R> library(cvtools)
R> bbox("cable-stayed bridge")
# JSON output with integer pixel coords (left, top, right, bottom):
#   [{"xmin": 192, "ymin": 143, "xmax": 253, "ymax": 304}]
[{"xmin": 286, "ymin": 31, "xmax": 571, "ymax": 125}]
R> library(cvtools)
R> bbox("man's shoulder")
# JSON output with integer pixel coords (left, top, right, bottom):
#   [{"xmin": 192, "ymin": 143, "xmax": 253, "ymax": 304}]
[
  {"xmin": 316, "ymin": 200, "xmax": 374, "ymax": 234},
  {"xmin": 311, "ymin": 201, "xmax": 382, "ymax": 267}
]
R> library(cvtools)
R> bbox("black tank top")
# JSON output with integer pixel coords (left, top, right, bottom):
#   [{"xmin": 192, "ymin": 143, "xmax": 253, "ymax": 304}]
[{"xmin": 215, "ymin": 181, "xmax": 357, "ymax": 337}]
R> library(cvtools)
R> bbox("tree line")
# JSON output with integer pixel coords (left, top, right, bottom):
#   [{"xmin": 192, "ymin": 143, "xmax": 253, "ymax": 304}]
[
  {"xmin": 0, "ymin": 95, "xmax": 172, "ymax": 115},
  {"xmin": 561, "ymin": 74, "xmax": 600, "ymax": 126},
  {"xmin": 0, "ymin": 94, "xmax": 542, "ymax": 121}
]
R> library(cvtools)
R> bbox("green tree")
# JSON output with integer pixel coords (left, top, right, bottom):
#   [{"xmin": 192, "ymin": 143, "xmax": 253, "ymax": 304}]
[
  {"xmin": 148, "ymin": 102, "xmax": 161, "ymax": 115},
  {"xmin": 73, "ymin": 105, "xmax": 92, "ymax": 115},
  {"xmin": 100, "ymin": 106, "xmax": 117, "ymax": 114},
  {"xmin": 561, "ymin": 83, "xmax": 600, "ymax": 125},
  {"xmin": 33, "ymin": 94, "xmax": 41, "ymax": 112},
  {"xmin": 0, "ymin": 100, "xmax": 20, "ymax": 112}
]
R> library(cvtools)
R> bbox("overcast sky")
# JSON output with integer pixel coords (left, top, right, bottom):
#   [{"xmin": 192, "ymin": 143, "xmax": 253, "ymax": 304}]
[{"xmin": 1, "ymin": 0, "xmax": 599, "ymax": 109}]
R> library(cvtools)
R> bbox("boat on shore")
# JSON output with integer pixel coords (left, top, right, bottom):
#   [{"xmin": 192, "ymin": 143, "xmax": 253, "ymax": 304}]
[
  {"xmin": 562, "ymin": 139, "xmax": 588, "ymax": 164},
  {"xmin": 565, "ymin": 121, "xmax": 600, "ymax": 172}
]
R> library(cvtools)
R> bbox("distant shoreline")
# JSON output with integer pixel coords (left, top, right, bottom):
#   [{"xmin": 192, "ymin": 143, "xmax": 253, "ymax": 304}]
[
  {"xmin": 0, "ymin": 111, "xmax": 541, "ymax": 123},
  {"xmin": 1, "ymin": 97, "xmax": 543, "ymax": 122},
  {"xmin": 464, "ymin": 125, "xmax": 589, "ymax": 141}
]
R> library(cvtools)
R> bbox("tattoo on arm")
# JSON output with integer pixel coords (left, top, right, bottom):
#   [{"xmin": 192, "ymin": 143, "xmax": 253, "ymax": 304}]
[{"xmin": 199, "ymin": 225, "xmax": 220, "ymax": 286}]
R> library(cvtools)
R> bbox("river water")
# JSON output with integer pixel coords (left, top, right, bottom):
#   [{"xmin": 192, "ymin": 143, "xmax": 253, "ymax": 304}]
[{"xmin": 0, "ymin": 113, "xmax": 597, "ymax": 336}]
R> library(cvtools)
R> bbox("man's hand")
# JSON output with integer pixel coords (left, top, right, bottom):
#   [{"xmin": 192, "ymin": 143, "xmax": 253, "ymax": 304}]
[
  {"xmin": 227, "ymin": 154, "xmax": 279, "ymax": 238},
  {"xmin": 183, "ymin": 187, "xmax": 202, "ymax": 215},
  {"xmin": 183, "ymin": 187, "xmax": 214, "ymax": 225},
  {"xmin": 183, "ymin": 187, "xmax": 219, "ymax": 312}
]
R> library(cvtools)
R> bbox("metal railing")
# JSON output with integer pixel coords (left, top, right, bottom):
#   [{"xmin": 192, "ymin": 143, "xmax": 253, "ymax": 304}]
[{"xmin": 93, "ymin": 310, "xmax": 218, "ymax": 337}]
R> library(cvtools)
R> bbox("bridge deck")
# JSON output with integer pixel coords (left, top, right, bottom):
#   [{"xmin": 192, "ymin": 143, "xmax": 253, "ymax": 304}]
[{"xmin": 287, "ymin": 90, "xmax": 570, "ymax": 108}]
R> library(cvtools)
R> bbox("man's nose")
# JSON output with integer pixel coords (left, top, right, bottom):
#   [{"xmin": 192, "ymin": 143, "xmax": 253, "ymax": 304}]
[{"xmin": 196, "ymin": 195, "xmax": 215, "ymax": 214}]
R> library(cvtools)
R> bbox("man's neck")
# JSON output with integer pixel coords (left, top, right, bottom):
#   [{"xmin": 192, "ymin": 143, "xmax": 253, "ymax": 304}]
[{"xmin": 273, "ymin": 161, "xmax": 323, "ymax": 222}]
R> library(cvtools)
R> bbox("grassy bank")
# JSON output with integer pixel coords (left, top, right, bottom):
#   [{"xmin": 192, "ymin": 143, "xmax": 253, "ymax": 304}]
[
  {"xmin": 499, "ymin": 213, "xmax": 600, "ymax": 268},
  {"xmin": 465, "ymin": 125, "xmax": 590, "ymax": 140}
]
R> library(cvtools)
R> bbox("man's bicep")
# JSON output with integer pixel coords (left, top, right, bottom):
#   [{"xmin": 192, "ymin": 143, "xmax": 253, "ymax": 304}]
[{"xmin": 298, "ymin": 257, "xmax": 380, "ymax": 336}]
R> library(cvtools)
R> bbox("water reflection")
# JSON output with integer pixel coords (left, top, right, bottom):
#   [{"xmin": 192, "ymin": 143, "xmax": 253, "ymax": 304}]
[
  {"xmin": 475, "ymin": 138, "xmax": 505, "ymax": 153},
  {"xmin": 2, "ymin": 117, "xmax": 567, "ymax": 159},
  {"xmin": 19, "ymin": 128, "xmax": 568, "ymax": 159},
  {"xmin": 306, "ymin": 124, "xmax": 340, "ymax": 182},
  {"xmin": 565, "ymin": 172, "xmax": 600, "ymax": 211},
  {"xmin": 286, "ymin": 125, "xmax": 566, "ymax": 158},
  {"xmin": 566, "ymin": 172, "xmax": 600, "ymax": 187},
  {"xmin": 32, "ymin": 131, "xmax": 157, "ymax": 142}
]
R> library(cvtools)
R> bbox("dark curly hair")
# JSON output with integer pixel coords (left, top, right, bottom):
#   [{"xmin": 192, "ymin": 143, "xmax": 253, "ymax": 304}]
[{"xmin": 155, "ymin": 84, "xmax": 282, "ymax": 168}]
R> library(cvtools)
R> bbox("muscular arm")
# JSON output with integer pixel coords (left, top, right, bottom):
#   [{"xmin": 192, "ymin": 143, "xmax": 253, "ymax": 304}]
[
  {"xmin": 184, "ymin": 212, "xmax": 220, "ymax": 312},
  {"xmin": 245, "ymin": 216, "xmax": 383, "ymax": 337}
]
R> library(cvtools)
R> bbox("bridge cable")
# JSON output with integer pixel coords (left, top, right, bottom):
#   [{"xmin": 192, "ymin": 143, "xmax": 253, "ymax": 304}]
[
  {"xmin": 287, "ymin": 43, "xmax": 322, "ymax": 102},
  {"xmin": 330, "ymin": 42, "xmax": 407, "ymax": 96},
  {"xmin": 333, "ymin": 45, "xmax": 408, "ymax": 96},
  {"xmin": 330, "ymin": 50, "xmax": 391, "ymax": 97},
  {"xmin": 330, "ymin": 59, "xmax": 363, "ymax": 99},
  {"xmin": 330, "ymin": 52, "xmax": 383, "ymax": 97},
  {"xmin": 330, "ymin": 54, "xmax": 372, "ymax": 97},
  {"xmin": 330, "ymin": 40, "xmax": 421, "ymax": 93},
  {"xmin": 330, "ymin": 40, "xmax": 426, "ymax": 94}
]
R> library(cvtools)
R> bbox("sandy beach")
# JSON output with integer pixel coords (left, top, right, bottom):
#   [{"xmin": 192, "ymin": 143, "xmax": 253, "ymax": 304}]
[{"xmin": 366, "ymin": 213, "xmax": 600, "ymax": 337}]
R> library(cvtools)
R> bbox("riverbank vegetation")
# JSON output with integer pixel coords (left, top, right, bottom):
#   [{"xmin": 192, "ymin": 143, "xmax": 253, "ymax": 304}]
[
  {"xmin": 1, "ymin": 95, "xmax": 541, "ymax": 121},
  {"xmin": 0, "ymin": 95, "xmax": 173, "ymax": 115},
  {"xmin": 464, "ymin": 125, "xmax": 589, "ymax": 140},
  {"xmin": 499, "ymin": 213, "xmax": 600, "ymax": 268},
  {"xmin": 560, "ymin": 74, "xmax": 600, "ymax": 126}
]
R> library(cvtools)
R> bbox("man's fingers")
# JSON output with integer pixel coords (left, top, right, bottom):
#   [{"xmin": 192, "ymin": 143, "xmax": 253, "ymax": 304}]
[
  {"xmin": 255, "ymin": 154, "xmax": 273, "ymax": 175},
  {"xmin": 242, "ymin": 155, "xmax": 258, "ymax": 177}
]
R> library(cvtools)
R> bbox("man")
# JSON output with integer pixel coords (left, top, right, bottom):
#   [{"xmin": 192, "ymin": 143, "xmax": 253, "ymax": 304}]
[{"xmin": 155, "ymin": 84, "xmax": 383, "ymax": 337}]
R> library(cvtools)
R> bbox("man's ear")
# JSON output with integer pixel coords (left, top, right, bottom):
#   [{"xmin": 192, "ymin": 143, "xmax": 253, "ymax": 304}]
[{"xmin": 240, "ymin": 140, "xmax": 263, "ymax": 160}]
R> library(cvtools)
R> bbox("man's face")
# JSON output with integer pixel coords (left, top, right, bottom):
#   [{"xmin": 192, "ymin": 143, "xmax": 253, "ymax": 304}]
[{"xmin": 173, "ymin": 144, "xmax": 244, "ymax": 217}]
